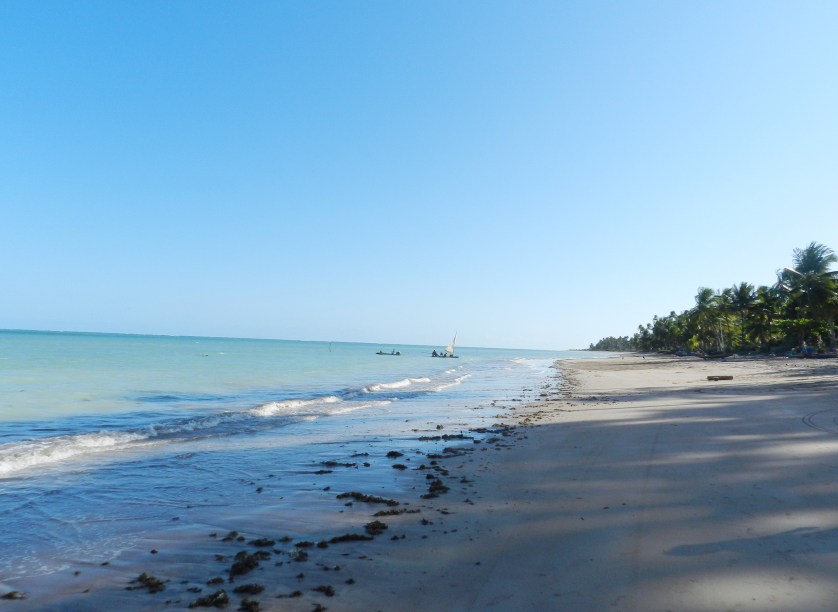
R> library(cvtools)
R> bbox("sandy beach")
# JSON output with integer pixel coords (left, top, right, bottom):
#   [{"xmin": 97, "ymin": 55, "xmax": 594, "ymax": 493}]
[
  {"xmin": 9, "ymin": 354, "xmax": 838, "ymax": 611},
  {"xmin": 333, "ymin": 354, "xmax": 838, "ymax": 611}
]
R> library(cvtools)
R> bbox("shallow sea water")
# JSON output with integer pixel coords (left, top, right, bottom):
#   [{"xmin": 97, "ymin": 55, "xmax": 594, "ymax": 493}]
[{"xmin": 0, "ymin": 330, "xmax": 606, "ymax": 585}]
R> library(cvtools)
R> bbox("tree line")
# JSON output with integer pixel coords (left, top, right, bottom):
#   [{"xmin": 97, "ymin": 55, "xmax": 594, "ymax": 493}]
[{"xmin": 589, "ymin": 242, "xmax": 838, "ymax": 355}]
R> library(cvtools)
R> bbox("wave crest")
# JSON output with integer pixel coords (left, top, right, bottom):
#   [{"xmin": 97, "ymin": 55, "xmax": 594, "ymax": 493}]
[{"xmin": 363, "ymin": 377, "xmax": 431, "ymax": 393}]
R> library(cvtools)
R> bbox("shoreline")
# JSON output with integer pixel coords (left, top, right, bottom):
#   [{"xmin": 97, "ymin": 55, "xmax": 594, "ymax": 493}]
[
  {"xmin": 2, "ymin": 367, "xmax": 544, "ymax": 611},
  {"xmin": 7, "ymin": 354, "xmax": 838, "ymax": 610},
  {"xmin": 336, "ymin": 353, "xmax": 838, "ymax": 611}
]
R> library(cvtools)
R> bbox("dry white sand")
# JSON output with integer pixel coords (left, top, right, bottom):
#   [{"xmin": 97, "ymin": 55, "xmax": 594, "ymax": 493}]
[{"xmin": 10, "ymin": 354, "xmax": 838, "ymax": 611}]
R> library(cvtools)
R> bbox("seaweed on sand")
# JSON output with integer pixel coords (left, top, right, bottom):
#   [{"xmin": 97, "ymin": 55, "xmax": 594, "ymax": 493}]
[
  {"xmin": 364, "ymin": 520, "xmax": 388, "ymax": 535},
  {"xmin": 188, "ymin": 589, "xmax": 229, "ymax": 608},
  {"xmin": 417, "ymin": 433, "xmax": 472, "ymax": 441},
  {"xmin": 321, "ymin": 461, "xmax": 357, "ymax": 468},
  {"xmin": 229, "ymin": 551, "xmax": 269, "ymax": 580},
  {"xmin": 313, "ymin": 585, "xmax": 335, "ymax": 597},
  {"xmin": 336, "ymin": 491, "xmax": 399, "ymax": 506},
  {"xmin": 233, "ymin": 584, "xmax": 265, "ymax": 595},
  {"xmin": 238, "ymin": 598, "xmax": 260, "ymax": 612},
  {"xmin": 248, "ymin": 538, "xmax": 275, "ymax": 547},
  {"xmin": 328, "ymin": 533, "xmax": 374, "ymax": 544},
  {"xmin": 127, "ymin": 572, "xmax": 167, "ymax": 594},
  {"xmin": 373, "ymin": 508, "xmax": 420, "ymax": 517},
  {"xmin": 421, "ymin": 476, "xmax": 450, "ymax": 499}
]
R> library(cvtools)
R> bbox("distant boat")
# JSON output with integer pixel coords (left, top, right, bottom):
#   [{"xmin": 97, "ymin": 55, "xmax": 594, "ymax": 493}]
[
  {"xmin": 376, "ymin": 350, "xmax": 401, "ymax": 356},
  {"xmin": 431, "ymin": 333, "xmax": 458, "ymax": 358}
]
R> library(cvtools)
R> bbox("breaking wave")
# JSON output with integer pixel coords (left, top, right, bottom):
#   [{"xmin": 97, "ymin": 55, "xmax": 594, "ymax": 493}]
[{"xmin": 0, "ymin": 369, "xmax": 467, "ymax": 478}]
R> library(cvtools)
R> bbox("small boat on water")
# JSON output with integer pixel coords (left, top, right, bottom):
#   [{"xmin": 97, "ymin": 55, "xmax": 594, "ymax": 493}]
[
  {"xmin": 431, "ymin": 333, "xmax": 458, "ymax": 358},
  {"xmin": 376, "ymin": 350, "xmax": 401, "ymax": 355}
]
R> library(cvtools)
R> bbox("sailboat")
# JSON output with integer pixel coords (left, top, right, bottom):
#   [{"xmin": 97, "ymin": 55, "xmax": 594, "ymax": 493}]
[{"xmin": 432, "ymin": 333, "xmax": 458, "ymax": 358}]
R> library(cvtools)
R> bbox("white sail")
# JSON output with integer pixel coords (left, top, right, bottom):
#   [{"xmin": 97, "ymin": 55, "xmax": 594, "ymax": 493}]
[{"xmin": 445, "ymin": 333, "xmax": 457, "ymax": 355}]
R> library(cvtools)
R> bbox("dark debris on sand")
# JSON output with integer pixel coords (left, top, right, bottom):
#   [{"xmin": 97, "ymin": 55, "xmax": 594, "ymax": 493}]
[
  {"xmin": 188, "ymin": 589, "xmax": 229, "ymax": 608},
  {"xmin": 229, "ymin": 551, "xmax": 270, "ymax": 581},
  {"xmin": 127, "ymin": 572, "xmax": 167, "ymax": 594},
  {"xmin": 90, "ymin": 408, "xmax": 526, "ymax": 611},
  {"xmin": 364, "ymin": 520, "xmax": 388, "ymax": 535},
  {"xmin": 336, "ymin": 491, "xmax": 399, "ymax": 506}
]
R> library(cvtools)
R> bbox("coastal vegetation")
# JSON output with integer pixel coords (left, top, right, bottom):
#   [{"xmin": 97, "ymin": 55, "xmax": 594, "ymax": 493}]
[{"xmin": 590, "ymin": 242, "xmax": 838, "ymax": 355}]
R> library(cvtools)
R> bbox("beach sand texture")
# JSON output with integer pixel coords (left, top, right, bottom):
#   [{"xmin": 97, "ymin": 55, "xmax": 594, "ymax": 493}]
[
  {"xmin": 11, "ymin": 355, "xmax": 838, "ymax": 611},
  {"xmin": 340, "ymin": 355, "xmax": 838, "ymax": 611}
]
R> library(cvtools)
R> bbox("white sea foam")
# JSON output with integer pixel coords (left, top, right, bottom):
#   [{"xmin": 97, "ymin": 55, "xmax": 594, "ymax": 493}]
[
  {"xmin": 248, "ymin": 395, "xmax": 342, "ymax": 417},
  {"xmin": 0, "ymin": 392, "xmax": 393, "ymax": 478},
  {"xmin": 0, "ymin": 431, "xmax": 147, "ymax": 477},
  {"xmin": 0, "ymin": 371, "xmax": 470, "ymax": 478},
  {"xmin": 433, "ymin": 374, "xmax": 471, "ymax": 391},
  {"xmin": 150, "ymin": 417, "xmax": 213, "ymax": 434},
  {"xmin": 363, "ymin": 377, "xmax": 431, "ymax": 393}
]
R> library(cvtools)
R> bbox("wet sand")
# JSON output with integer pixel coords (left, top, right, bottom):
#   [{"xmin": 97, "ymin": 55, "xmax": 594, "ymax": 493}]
[{"xmin": 7, "ymin": 354, "xmax": 838, "ymax": 610}]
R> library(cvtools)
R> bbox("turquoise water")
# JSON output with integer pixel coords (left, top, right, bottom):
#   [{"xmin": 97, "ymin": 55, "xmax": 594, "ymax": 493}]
[{"xmin": 0, "ymin": 330, "xmax": 606, "ymax": 583}]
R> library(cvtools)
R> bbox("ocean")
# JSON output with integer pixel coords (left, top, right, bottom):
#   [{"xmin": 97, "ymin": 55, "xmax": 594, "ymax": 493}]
[{"xmin": 0, "ymin": 330, "xmax": 606, "ymax": 590}]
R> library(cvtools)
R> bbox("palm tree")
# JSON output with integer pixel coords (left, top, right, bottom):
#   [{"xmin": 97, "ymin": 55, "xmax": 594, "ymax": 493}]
[
  {"xmin": 730, "ymin": 282, "xmax": 756, "ymax": 350},
  {"xmin": 692, "ymin": 287, "xmax": 719, "ymax": 353},
  {"xmin": 649, "ymin": 311, "xmax": 684, "ymax": 351},
  {"xmin": 780, "ymin": 242, "xmax": 838, "ymax": 351},
  {"xmin": 590, "ymin": 241, "xmax": 838, "ymax": 355},
  {"xmin": 716, "ymin": 288, "xmax": 736, "ymax": 353},
  {"xmin": 749, "ymin": 285, "xmax": 783, "ymax": 350},
  {"xmin": 793, "ymin": 242, "xmax": 838, "ymax": 276}
]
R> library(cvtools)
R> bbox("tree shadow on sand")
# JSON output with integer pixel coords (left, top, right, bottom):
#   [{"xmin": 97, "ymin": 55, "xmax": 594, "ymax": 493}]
[
  {"xmin": 668, "ymin": 526, "xmax": 838, "ymax": 557},
  {"xmin": 377, "ymin": 366, "xmax": 838, "ymax": 610}
]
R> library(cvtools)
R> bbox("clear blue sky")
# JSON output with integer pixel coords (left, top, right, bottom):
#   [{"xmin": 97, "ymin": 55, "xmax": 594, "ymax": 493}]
[{"xmin": 2, "ymin": 2, "xmax": 837, "ymax": 350}]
